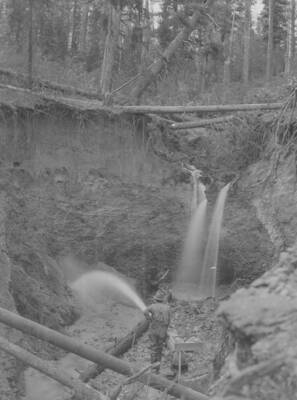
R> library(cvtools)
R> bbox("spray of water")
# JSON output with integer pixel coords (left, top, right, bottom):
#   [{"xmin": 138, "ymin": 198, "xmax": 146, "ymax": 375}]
[
  {"xmin": 200, "ymin": 183, "xmax": 230, "ymax": 298},
  {"xmin": 70, "ymin": 270, "xmax": 146, "ymax": 312}
]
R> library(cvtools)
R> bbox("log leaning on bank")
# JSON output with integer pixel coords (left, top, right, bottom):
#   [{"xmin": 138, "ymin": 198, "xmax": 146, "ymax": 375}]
[
  {"xmin": 130, "ymin": 9, "xmax": 203, "ymax": 101},
  {"xmin": 129, "ymin": 0, "xmax": 218, "ymax": 102},
  {"xmin": 80, "ymin": 318, "xmax": 149, "ymax": 382},
  {"xmin": 0, "ymin": 335, "xmax": 107, "ymax": 400},
  {"xmin": 0, "ymin": 307, "xmax": 208, "ymax": 400}
]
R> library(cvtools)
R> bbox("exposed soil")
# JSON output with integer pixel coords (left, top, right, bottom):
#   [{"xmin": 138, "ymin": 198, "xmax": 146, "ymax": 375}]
[{"xmin": 0, "ymin": 111, "xmax": 284, "ymax": 400}]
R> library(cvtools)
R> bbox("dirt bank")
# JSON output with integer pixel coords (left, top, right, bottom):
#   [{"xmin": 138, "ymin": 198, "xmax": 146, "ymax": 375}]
[{"xmin": 216, "ymin": 246, "xmax": 297, "ymax": 399}]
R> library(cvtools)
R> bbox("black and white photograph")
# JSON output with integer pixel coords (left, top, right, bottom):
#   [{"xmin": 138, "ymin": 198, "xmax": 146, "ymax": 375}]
[{"xmin": 0, "ymin": 0, "xmax": 296, "ymax": 399}]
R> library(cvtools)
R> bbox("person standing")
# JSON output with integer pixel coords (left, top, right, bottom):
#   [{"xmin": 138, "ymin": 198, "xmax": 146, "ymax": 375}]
[{"xmin": 144, "ymin": 291, "xmax": 171, "ymax": 372}]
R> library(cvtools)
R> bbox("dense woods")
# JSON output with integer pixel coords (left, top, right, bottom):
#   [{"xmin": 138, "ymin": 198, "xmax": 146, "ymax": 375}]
[{"xmin": 0, "ymin": 0, "xmax": 295, "ymax": 102}]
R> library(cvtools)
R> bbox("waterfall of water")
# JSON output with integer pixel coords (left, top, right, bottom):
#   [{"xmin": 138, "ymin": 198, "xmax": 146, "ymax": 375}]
[
  {"xmin": 174, "ymin": 180, "xmax": 230, "ymax": 301},
  {"xmin": 178, "ymin": 198, "xmax": 207, "ymax": 284},
  {"xmin": 199, "ymin": 183, "xmax": 230, "ymax": 298},
  {"xmin": 173, "ymin": 179, "xmax": 208, "ymax": 300}
]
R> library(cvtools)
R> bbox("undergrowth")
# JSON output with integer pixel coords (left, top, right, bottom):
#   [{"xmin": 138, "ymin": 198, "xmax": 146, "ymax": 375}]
[{"xmin": 0, "ymin": 45, "xmax": 293, "ymax": 107}]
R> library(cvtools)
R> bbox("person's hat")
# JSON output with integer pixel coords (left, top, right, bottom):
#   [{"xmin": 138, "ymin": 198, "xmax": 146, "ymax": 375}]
[{"xmin": 153, "ymin": 289, "xmax": 166, "ymax": 302}]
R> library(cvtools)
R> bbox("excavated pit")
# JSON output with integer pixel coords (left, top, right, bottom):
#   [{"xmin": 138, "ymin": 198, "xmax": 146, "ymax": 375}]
[{"xmin": 0, "ymin": 106, "xmax": 276, "ymax": 399}]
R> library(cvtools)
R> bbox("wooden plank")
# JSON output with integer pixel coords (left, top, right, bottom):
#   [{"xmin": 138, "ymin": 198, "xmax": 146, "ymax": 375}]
[{"xmin": 174, "ymin": 342, "xmax": 203, "ymax": 352}]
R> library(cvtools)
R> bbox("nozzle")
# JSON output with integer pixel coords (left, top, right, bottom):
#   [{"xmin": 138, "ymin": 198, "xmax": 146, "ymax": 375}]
[{"xmin": 144, "ymin": 308, "xmax": 153, "ymax": 321}]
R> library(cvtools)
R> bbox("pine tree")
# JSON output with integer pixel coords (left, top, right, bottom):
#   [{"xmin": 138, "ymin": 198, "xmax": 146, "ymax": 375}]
[
  {"xmin": 260, "ymin": 0, "xmax": 288, "ymax": 46},
  {"xmin": 243, "ymin": 0, "xmax": 252, "ymax": 85}
]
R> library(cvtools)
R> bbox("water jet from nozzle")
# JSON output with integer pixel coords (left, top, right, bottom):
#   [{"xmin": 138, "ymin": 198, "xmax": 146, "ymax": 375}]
[{"xmin": 70, "ymin": 270, "xmax": 146, "ymax": 312}]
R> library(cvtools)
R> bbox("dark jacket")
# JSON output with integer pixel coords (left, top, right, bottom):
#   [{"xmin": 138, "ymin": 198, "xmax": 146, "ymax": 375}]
[{"xmin": 146, "ymin": 303, "xmax": 170, "ymax": 338}]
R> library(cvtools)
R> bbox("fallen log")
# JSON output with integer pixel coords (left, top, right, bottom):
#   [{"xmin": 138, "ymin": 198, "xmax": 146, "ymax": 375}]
[
  {"xmin": 80, "ymin": 318, "xmax": 149, "ymax": 382},
  {"xmin": 112, "ymin": 103, "xmax": 283, "ymax": 114},
  {"xmin": 130, "ymin": 10, "xmax": 202, "ymax": 102},
  {"xmin": 0, "ymin": 83, "xmax": 283, "ymax": 117},
  {"xmin": 147, "ymin": 114, "xmax": 175, "ymax": 126},
  {"xmin": 171, "ymin": 115, "xmax": 235, "ymax": 130},
  {"xmin": 0, "ymin": 67, "xmax": 102, "ymax": 100},
  {"xmin": 0, "ymin": 335, "xmax": 107, "ymax": 400},
  {"xmin": 0, "ymin": 307, "xmax": 208, "ymax": 400}
]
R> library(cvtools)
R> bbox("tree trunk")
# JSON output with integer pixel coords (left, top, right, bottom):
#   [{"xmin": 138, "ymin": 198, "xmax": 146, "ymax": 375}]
[
  {"xmin": 223, "ymin": 10, "xmax": 235, "ymax": 101},
  {"xmin": 28, "ymin": 0, "xmax": 33, "ymax": 89},
  {"xmin": 194, "ymin": 53, "xmax": 203, "ymax": 93},
  {"xmin": 285, "ymin": 0, "xmax": 296, "ymax": 76},
  {"xmin": 100, "ymin": 1, "xmax": 121, "ymax": 96},
  {"xmin": 79, "ymin": 0, "xmax": 89, "ymax": 53},
  {"xmin": 140, "ymin": 0, "xmax": 150, "ymax": 68},
  {"xmin": 69, "ymin": 0, "xmax": 80, "ymax": 54},
  {"xmin": 266, "ymin": 0, "xmax": 274, "ymax": 81},
  {"xmin": 67, "ymin": 0, "xmax": 74, "ymax": 52},
  {"xmin": 243, "ymin": 0, "xmax": 251, "ymax": 86},
  {"xmin": 290, "ymin": 0, "xmax": 296, "ymax": 74},
  {"xmin": 173, "ymin": 0, "xmax": 178, "ymax": 12},
  {"xmin": 111, "ymin": 102, "xmax": 283, "ymax": 114}
]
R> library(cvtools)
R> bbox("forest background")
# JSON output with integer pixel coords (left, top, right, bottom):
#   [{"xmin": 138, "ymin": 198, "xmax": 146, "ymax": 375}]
[{"xmin": 0, "ymin": 0, "xmax": 295, "ymax": 105}]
